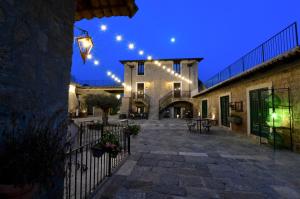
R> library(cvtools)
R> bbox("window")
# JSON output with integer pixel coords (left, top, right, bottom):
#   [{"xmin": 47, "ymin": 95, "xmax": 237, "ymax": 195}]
[
  {"xmin": 137, "ymin": 62, "xmax": 144, "ymax": 75},
  {"xmin": 173, "ymin": 61, "xmax": 181, "ymax": 74}
]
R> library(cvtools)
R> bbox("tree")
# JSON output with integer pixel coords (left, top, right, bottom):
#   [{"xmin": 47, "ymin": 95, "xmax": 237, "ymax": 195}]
[{"xmin": 84, "ymin": 92, "xmax": 119, "ymax": 125}]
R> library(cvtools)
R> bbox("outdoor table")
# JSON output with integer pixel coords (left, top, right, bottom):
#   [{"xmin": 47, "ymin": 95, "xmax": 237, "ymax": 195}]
[{"xmin": 194, "ymin": 118, "xmax": 206, "ymax": 133}]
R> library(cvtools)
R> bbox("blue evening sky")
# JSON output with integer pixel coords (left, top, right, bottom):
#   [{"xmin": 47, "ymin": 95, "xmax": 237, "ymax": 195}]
[{"xmin": 71, "ymin": 0, "xmax": 300, "ymax": 84}]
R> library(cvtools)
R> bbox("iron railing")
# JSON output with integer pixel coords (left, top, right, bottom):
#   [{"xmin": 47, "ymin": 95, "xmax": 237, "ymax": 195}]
[
  {"xmin": 64, "ymin": 122, "xmax": 130, "ymax": 199},
  {"xmin": 132, "ymin": 92, "xmax": 151, "ymax": 106},
  {"xmin": 159, "ymin": 91, "xmax": 191, "ymax": 111},
  {"xmin": 204, "ymin": 22, "xmax": 299, "ymax": 88}
]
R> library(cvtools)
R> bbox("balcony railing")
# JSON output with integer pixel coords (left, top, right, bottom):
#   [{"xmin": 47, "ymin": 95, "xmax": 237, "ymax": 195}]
[
  {"xmin": 204, "ymin": 22, "xmax": 299, "ymax": 88},
  {"xmin": 132, "ymin": 92, "xmax": 151, "ymax": 106},
  {"xmin": 159, "ymin": 91, "xmax": 191, "ymax": 111},
  {"xmin": 64, "ymin": 122, "xmax": 130, "ymax": 199}
]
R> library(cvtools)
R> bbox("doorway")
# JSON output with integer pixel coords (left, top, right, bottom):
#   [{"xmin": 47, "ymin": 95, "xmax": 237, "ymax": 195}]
[
  {"xmin": 173, "ymin": 82, "xmax": 181, "ymax": 98},
  {"xmin": 220, "ymin": 95, "xmax": 230, "ymax": 127},
  {"xmin": 137, "ymin": 83, "xmax": 145, "ymax": 98},
  {"xmin": 249, "ymin": 88, "xmax": 270, "ymax": 138},
  {"xmin": 174, "ymin": 107, "xmax": 181, "ymax": 118},
  {"xmin": 202, "ymin": 100, "xmax": 208, "ymax": 118}
]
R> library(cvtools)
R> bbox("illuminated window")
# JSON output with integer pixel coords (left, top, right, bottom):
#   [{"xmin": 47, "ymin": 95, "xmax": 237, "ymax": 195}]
[
  {"xmin": 138, "ymin": 62, "xmax": 144, "ymax": 75},
  {"xmin": 173, "ymin": 61, "xmax": 181, "ymax": 74}
]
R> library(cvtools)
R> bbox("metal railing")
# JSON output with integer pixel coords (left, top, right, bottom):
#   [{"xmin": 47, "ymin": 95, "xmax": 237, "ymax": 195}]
[
  {"xmin": 64, "ymin": 122, "xmax": 130, "ymax": 199},
  {"xmin": 204, "ymin": 22, "xmax": 299, "ymax": 88},
  {"xmin": 159, "ymin": 90, "xmax": 191, "ymax": 111},
  {"xmin": 132, "ymin": 92, "xmax": 151, "ymax": 106}
]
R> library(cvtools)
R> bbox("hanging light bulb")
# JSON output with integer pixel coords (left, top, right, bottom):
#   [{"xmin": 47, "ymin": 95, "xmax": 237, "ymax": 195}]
[
  {"xmin": 139, "ymin": 50, "xmax": 144, "ymax": 55},
  {"xmin": 93, "ymin": 60, "xmax": 99, "ymax": 65},
  {"xmin": 128, "ymin": 43, "xmax": 135, "ymax": 50},
  {"xmin": 100, "ymin": 24, "xmax": 107, "ymax": 31},
  {"xmin": 116, "ymin": 35, "xmax": 123, "ymax": 41}
]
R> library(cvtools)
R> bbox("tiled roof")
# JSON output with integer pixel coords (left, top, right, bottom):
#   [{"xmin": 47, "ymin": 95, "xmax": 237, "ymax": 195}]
[
  {"xmin": 120, "ymin": 58, "xmax": 203, "ymax": 64},
  {"xmin": 76, "ymin": 0, "xmax": 138, "ymax": 21}
]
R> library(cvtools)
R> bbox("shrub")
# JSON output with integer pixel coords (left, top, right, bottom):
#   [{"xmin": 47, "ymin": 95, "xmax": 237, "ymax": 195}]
[{"xmin": 125, "ymin": 125, "xmax": 141, "ymax": 136}]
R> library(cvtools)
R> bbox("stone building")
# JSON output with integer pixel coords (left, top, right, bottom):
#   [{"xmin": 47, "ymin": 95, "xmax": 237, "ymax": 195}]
[
  {"xmin": 193, "ymin": 26, "xmax": 300, "ymax": 152},
  {"xmin": 68, "ymin": 83, "xmax": 123, "ymax": 117},
  {"xmin": 0, "ymin": 0, "xmax": 137, "ymax": 198},
  {"xmin": 120, "ymin": 58, "xmax": 203, "ymax": 119}
]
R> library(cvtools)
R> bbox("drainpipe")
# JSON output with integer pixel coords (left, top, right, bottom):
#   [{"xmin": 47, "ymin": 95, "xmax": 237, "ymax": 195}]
[
  {"xmin": 128, "ymin": 64, "xmax": 134, "ymax": 113},
  {"xmin": 187, "ymin": 63, "xmax": 192, "ymax": 94}
]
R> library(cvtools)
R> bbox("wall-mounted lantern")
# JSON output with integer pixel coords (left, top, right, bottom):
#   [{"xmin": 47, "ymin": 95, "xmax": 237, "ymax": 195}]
[{"xmin": 75, "ymin": 28, "xmax": 93, "ymax": 64}]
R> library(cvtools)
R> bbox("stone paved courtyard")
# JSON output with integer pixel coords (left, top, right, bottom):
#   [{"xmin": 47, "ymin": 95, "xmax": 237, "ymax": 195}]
[{"xmin": 96, "ymin": 119, "xmax": 300, "ymax": 199}]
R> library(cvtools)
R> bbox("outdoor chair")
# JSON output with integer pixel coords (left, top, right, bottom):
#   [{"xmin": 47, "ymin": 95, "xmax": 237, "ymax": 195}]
[
  {"xmin": 202, "ymin": 119, "xmax": 212, "ymax": 132},
  {"xmin": 186, "ymin": 119, "xmax": 196, "ymax": 132}
]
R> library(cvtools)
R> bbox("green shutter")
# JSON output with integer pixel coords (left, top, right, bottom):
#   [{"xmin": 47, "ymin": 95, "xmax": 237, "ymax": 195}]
[
  {"xmin": 249, "ymin": 88, "xmax": 270, "ymax": 137},
  {"xmin": 220, "ymin": 96, "xmax": 230, "ymax": 127},
  {"xmin": 202, "ymin": 100, "xmax": 208, "ymax": 118}
]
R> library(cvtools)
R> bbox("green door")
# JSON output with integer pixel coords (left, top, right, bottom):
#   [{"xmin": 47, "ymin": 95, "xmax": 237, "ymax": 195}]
[
  {"xmin": 249, "ymin": 88, "xmax": 270, "ymax": 137},
  {"xmin": 220, "ymin": 96, "xmax": 230, "ymax": 127},
  {"xmin": 202, "ymin": 100, "xmax": 208, "ymax": 118}
]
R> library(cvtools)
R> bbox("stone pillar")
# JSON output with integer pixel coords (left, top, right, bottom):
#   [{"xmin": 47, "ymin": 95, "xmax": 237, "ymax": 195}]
[{"xmin": 0, "ymin": 0, "xmax": 75, "ymax": 198}]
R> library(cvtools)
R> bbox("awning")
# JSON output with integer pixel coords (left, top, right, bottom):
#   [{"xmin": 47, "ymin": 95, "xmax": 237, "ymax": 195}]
[{"xmin": 76, "ymin": 0, "xmax": 138, "ymax": 21}]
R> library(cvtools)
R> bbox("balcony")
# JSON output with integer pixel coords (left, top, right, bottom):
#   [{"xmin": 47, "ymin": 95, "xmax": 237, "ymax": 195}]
[
  {"xmin": 132, "ymin": 92, "xmax": 151, "ymax": 107},
  {"xmin": 159, "ymin": 90, "xmax": 193, "ymax": 111}
]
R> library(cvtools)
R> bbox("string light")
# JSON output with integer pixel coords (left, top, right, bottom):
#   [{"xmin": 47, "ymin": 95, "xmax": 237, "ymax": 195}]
[
  {"xmin": 100, "ymin": 24, "xmax": 107, "ymax": 31},
  {"xmin": 94, "ymin": 60, "xmax": 99, "ymax": 65},
  {"xmin": 87, "ymin": 54, "xmax": 92, "ymax": 59},
  {"xmin": 128, "ymin": 43, "xmax": 135, "ymax": 50},
  {"xmin": 91, "ymin": 24, "xmax": 194, "ymax": 84},
  {"xmin": 116, "ymin": 35, "xmax": 123, "ymax": 41},
  {"xmin": 139, "ymin": 50, "xmax": 144, "ymax": 55}
]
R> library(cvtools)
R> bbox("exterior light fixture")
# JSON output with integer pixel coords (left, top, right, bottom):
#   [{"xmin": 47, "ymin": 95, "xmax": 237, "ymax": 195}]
[
  {"xmin": 75, "ymin": 28, "xmax": 93, "ymax": 64},
  {"xmin": 162, "ymin": 65, "xmax": 166, "ymax": 69},
  {"xmin": 171, "ymin": 37, "xmax": 176, "ymax": 43},
  {"xmin": 171, "ymin": 71, "xmax": 175, "ymax": 75},
  {"xmin": 167, "ymin": 68, "xmax": 171, "ymax": 72},
  {"xmin": 128, "ymin": 43, "xmax": 135, "ymax": 50},
  {"xmin": 147, "ymin": 55, "xmax": 152, "ymax": 60},
  {"xmin": 116, "ymin": 94, "xmax": 121, "ymax": 99},
  {"xmin": 107, "ymin": 71, "xmax": 112, "ymax": 76}
]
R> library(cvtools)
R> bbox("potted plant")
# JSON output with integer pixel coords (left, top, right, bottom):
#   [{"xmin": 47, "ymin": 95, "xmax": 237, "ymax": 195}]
[
  {"xmin": 124, "ymin": 124, "xmax": 141, "ymax": 136},
  {"xmin": 91, "ymin": 131, "xmax": 121, "ymax": 158},
  {"xmin": 0, "ymin": 116, "xmax": 66, "ymax": 199},
  {"xmin": 228, "ymin": 115, "xmax": 243, "ymax": 125}
]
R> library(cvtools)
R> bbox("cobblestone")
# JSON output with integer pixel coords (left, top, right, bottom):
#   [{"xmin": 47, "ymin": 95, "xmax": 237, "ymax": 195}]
[{"xmin": 95, "ymin": 119, "xmax": 300, "ymax": 199}]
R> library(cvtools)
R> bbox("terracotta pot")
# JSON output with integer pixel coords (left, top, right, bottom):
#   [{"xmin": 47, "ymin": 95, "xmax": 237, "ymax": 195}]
[{"xmin": 0, "ymin": 184, "xmax": 37, "ymax": 199}]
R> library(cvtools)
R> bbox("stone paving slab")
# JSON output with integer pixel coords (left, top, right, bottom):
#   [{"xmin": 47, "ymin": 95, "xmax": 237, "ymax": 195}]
[{"xmin": 95, "ymin": 119, "xmax": 300, "ymax": 199}]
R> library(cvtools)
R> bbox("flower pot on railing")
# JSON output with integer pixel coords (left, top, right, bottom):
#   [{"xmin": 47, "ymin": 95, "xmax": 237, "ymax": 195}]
[
  {"xmin": 91, "ymin": 146, "xmax": 105, "ymax": 158},
  {"xmin": 124, "ymin": 125, "xmax": 141, "ymax": 137},
  {"xmin": 91, "ymin": 131, "xmax": 121, "ymax": 158},
  {"xmin": 228, "ymin": 115, "xmax": 243, "ymax": 125}
]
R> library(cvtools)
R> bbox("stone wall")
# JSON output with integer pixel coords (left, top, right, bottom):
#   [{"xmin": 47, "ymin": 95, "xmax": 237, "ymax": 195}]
[
  {"xmin": 0, "ymin": 0, "xmax": 75, "ymax": 197},
  {"xmin": 195, "ymin": 56, "xmax": 300, "ymax": 152}
]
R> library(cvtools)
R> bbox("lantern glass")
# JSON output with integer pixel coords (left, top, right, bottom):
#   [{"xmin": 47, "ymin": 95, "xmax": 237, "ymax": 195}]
[{"xmin": 76, "ymin": 35, "xmax": 93, "ymax": 63}]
